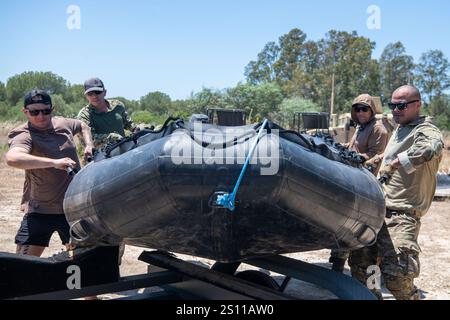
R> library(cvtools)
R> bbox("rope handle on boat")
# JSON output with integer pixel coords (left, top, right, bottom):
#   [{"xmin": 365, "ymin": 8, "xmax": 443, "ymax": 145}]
[
  {"xmin": 69, "ymin": 219, "xmax": 91, "ymax": 243},
  {"xmin": 212, "ymin": 119, "xmax": 269, "ymax": 212}
]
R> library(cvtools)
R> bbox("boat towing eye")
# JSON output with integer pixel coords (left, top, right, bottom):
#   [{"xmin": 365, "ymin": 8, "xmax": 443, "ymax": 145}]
[{"xmin": 211, "ymin": 119, "xmax": 269, "ymax": 212}]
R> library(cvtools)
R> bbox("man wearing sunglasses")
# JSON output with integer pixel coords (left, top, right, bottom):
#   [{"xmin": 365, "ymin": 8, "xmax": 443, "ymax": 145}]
[
  {"xmin": 329, "ymin": 94, "xmax": 388, "ymax": 281},
  {"xmin": 352, "ymin": 85, "xmax": 443, "ymax": 300},
  {"xmin": 5, "ymin": 89, "xmax": 94, "ymax": 257},
  {"xmin": 349, "ymin": 94, "xmax": 389, "ymax": 175},
  {"xmin": 77, "ymin": 77, "xmax": 138, "ymax": 150},
  {"xmin": 77, "ymin": 77, "xmax": 138, "ymax": 270}
]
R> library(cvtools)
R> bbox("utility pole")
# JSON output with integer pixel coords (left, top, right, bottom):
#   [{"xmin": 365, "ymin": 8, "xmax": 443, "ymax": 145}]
[{"xmin": 330, "ymin": 72, "xmax": 335, "ymax": 126}]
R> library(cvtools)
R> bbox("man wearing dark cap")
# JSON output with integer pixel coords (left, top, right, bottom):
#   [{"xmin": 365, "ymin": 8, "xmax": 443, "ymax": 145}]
[
  {"xmin": 77, "ymin": 77, "xmax": 137, "ymax": 150},
  {"xmin": 5, "ymin": 89, "xmax": 94, "ymax": 257},
  {"xmin": 77, "ymin": 78, "xmax": 136, "ymax": 266},
  {"xmin": 329, "ymin": 94, "xmax": 388, "ymax": 289}
]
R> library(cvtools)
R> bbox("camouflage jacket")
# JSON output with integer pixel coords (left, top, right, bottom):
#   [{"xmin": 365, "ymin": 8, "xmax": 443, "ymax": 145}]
[
  {"xmin": 77, "ymin": 99, "xmax": 135, "ymax": 149},
  {"xmin": 381, "ymin": 116, "xmax": 444, "ymax": 217}
]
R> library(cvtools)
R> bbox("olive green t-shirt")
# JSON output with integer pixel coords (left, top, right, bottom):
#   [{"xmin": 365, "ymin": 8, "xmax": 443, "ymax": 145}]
[
  {"xmin": 77, "ymin": 99, "xmax": 135, "ymax": 148},
  {"xmin": 8, "ymin": 117, "xmax": 82, "ymax": 214}
]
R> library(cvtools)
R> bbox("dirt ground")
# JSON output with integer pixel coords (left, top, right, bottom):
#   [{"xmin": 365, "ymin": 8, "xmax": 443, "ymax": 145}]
[{"xmin": 1, "ymin": 124, "xmax": 449, "ymax": 300}]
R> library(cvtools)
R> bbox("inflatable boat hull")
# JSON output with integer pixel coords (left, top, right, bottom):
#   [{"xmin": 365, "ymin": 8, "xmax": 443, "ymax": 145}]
[{"xmin": 64, "ymin": 121, "xmax": 385, "ymax": 262}]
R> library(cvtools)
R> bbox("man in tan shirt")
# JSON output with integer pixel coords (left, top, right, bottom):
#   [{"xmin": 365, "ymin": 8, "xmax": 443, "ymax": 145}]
[
  {"xmin": 5, "ymin": 89, "xmax": 93, "ymax": 257},
  {"xmin": 329, "ymin": 94, "xmax": 388, "ymax": 273}
]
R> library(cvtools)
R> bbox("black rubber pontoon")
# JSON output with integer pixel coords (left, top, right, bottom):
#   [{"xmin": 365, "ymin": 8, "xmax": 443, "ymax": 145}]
[{"xmin": 64, "ymin": 119, "xmax": 385, "ymax": 263}]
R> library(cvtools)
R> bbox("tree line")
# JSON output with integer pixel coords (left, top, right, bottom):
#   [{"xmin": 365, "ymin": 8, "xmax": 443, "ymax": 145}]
[{"xmin": 1, "ymin": 28, "xmax": 449, "ymax": 129}]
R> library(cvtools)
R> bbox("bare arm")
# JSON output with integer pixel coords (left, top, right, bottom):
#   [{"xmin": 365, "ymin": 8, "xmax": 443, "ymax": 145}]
[
  {"xmin": 5, "ymin": 147, "xmax": 76, "ymax": 171},
  {"xmin": 80, "ymin": 122, "xmax": 94, "ymax": 159}
]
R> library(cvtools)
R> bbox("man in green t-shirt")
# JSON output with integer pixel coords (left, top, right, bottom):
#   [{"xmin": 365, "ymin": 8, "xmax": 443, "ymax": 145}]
[
  {"xmin": 77, "ymin": 77, "xmax": 138, "ymax": 150},
  {"xmin": 77, "ymin": 78, "xmax": 138, "ymax": 270}
]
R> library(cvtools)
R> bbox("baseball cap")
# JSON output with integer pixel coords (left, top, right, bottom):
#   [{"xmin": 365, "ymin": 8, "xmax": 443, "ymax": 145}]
[
  {"xmin": 84, "ymin": 77, "xmax": 105, "ymax": 94},
  {"xmin": 24, "ymin": 89, "xmax": 52, "ymax": 108}
]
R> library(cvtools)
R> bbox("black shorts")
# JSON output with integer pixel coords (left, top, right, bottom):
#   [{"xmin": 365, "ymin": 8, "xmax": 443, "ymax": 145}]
[{"xmin": 15, "ymin": 213, "xmax": 70, "ymax": 247}]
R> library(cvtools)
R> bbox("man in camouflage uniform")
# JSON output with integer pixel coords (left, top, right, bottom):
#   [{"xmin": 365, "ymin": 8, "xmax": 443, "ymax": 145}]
[
  {"xmin": 348, "ymin": 85, "xmax": 443, "ymax": 300},
  {"xmin": 329, "ymin": 94, "xmax": 388, "ymax": 273},
  {"xmin": 77, "ymin": 78, "xmax": 138, "ymax": 269},
  {"xmin": 77, "ymin": 77, "xmax": 137, "ymax": 150}
]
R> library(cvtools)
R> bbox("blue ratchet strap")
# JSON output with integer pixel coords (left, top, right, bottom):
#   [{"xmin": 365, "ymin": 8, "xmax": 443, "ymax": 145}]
[{"xmin": 215, "ymin": 119, "xmax": 269, "ymax": 211}]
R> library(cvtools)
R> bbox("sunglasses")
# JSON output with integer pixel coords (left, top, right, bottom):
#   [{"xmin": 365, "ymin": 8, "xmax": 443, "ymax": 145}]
[
  {"xmin": 353, "ymin": 105, "xmax": 369, "ymax": 113},
  {"xmin": 27, "ymin": 108, "xmax": 53, "ymax": 116},
  {"xmin": 388, "ymin": 100, "xmax": 419, "ymax": 111},
  {"xmin": 87, "ymin": 91, "xmax": 104, "ymax": 96}
]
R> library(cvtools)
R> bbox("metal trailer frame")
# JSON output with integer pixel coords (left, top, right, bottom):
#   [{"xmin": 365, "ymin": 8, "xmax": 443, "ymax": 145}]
[{"xmin": 10, "ymin": 250, "xmax": 377, "ymax": 300}]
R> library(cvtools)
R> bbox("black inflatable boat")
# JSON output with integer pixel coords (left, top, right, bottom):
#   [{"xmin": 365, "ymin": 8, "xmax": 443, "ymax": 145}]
[{"xmin": 64, "ymin": 119, "xmax": 385, "ymax": 263}]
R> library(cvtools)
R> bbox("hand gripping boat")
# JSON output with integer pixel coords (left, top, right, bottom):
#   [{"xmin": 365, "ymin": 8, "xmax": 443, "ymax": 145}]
[{"xmin": 64, "ymin": 118, "xmax": 385, "ymax": 263}]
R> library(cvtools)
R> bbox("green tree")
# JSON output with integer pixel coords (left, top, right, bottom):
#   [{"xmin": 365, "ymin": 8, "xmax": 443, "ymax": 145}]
[
  {"xmin": 244, "ymin": 29, "xmax": 380, "ymax": 114},
  {"xmin": 225, "ymin": 83, "xmax": 255, "ymax": 110},
  {"xmin": 415, "ymin": 50, "xmax": 450, "ymax": 103},
  {"xmin": 0, "ymin": 101, "xmax": 10, "ymax": 121},
  {"xmin": 5, "ymin": 71, "xmax": 68, "ymax": 105},
  {"xmin": 362, "ymin": 59, "xmax": 382, "ymax": 99},
  {"xmin": 188, "ymin": 88, "xmax": 226, "ymax": 113},
  {"xmin": 170, "ymin": 99, "xmax": 192, "ymax": 119},
  {"xmin": 131, "ymin": 110, "xmax": 166, "ymax": 126},
  {"xmin": 50, "ymin": 94, "xmax": 71, "ymax": 117},
  {"xmin": 273, "ymin": 97, "xmax": 321, "ymax": 128},
  {"xmin": 281, "ymin": 41, "xmax": 320, "ymax": 99},
  {"xmin": 112, "ymin": 96, "xmax": 140, "ymax": 114},
  {"xmin": 140, "ymin": 91, "xmax": 172, "ymax": 115},
  {"xmin": 63, "ymin": 84, "xmax": 85, "ymax": 104},
  {"xmin": 245, "ymin": 28, "xmax": 310, "ymax": 86},
  {"xmin": 273, "ymin": 28, "xmax": 307, "ymax": 82},
  {"xmin": 0, "ymin": 81, "xmax": 6, "ymax": 101},
  {"xmin": 379, "ymin": 42, "xmax": 415, "ymax": 103},
  {"xmin": 315, "ymin": 30, "xmax": 377, "ymax": 114},
  {"xmin": 0, "ymin": 100, "xmax": 26, "ymax": 122},
  {"xmin": 225, "ymin": 82, "xmax": 284, "ymax": 121},
  {"xmin": 428, "ymin": 95, "xmax": 450, "ymax": 130},
  {"xmin": 245, "ymin": 42, "xmax": 280, "ymax": 84}
]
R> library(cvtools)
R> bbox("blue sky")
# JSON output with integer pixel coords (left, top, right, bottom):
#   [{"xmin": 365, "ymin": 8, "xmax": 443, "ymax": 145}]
[{"xmin": 1, "ymin": 0, "xmax": 449, "ymax": 100}]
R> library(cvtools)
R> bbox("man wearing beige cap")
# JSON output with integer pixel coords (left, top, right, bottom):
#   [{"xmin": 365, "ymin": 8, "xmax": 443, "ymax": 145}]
[
  {"xmin": 348, "ymin": 94, "xmax": 389, "ymax": 175},
  {"xmin": 329, "ymin": 94, "xmax": 388, "ymax": 287}
]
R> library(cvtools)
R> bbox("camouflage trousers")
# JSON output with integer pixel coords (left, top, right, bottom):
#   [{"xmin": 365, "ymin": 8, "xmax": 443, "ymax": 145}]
[
  {"xmin": 348, "ymin": 210, "xmax": 421, "ymax": 300},
  {"xmin": 329, "ymin": 248, "xmax": 350, "ymax": 272},
  {"xmin": 329, "ymin": 248, "xmax": 350, "ymax": 261}
]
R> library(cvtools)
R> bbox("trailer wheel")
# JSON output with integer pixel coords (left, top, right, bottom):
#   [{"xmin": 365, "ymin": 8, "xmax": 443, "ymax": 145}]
[{"xmin": 235, "ymin": 270, "xmax": 280, "ymax": 290}]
